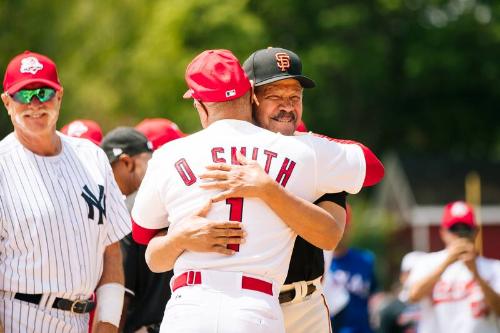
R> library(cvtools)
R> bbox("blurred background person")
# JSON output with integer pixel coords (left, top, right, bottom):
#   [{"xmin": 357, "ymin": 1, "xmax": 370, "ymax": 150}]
[
  {"xmin": 101, "ymin": 127, "xmax": 170, "ymax": 333},
  {"xmin": 377, "ymin": 251, "xmax": 424, "ymax": 333},
  {"xmin": 60, "ymin": 119, "xmax": 103, "ymax": 145},
  {"xmin": 324, "ymin": 205, "xmax": 379, "ymax": 333},
  {"xmin": 406, "ymin": 201, "xmax": 500, "ymax": 333},
  {"xmin": 135, "ymin": 118, "xmax": 184, "ymax": 150}
]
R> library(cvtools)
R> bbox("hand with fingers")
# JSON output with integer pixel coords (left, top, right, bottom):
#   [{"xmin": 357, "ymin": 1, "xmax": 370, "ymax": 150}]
[
  {"xmin": 171, "ymin": 200, "xmax": 246, "ymax": 255},
  {"xmin": 445, "ymin": 238, "xmax": 476, "ymax": 267},
  {"xmin": 458, "ymin": 239, "xmax": 478, "ymax": 274},
  {"xmin": 199, "ymin": 151, "xmax": 276, "ymax": 203}
]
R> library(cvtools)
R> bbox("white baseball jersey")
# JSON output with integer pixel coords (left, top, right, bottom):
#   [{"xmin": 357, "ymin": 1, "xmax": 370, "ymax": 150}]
[
  {"xmin": 407, "ymin": 250, "xmax": 500, "ymax": 333},
  {"xmin": 0, "ymin": 132, "xmax": 131, "ymax": 332},
  {"xmin": 132, "ymin": 119, "xmax": 365, "ymax": 286}
]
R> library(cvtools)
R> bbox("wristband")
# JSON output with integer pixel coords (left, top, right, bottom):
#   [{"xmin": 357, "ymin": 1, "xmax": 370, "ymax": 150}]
[{"xmin": 95, "ymin": 282, "xmax": 125, "ymax": 327}]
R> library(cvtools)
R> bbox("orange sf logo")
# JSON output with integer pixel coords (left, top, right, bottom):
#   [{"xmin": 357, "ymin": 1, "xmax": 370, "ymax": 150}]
[{"xmin": 275, "ymin": 53, "xmax": 291, "ymax": 72}]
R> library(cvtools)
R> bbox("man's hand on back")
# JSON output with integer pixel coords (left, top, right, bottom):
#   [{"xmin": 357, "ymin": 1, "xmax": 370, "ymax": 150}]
[
  {"xmin": 199, "ymin": 151, "xmax": 276, "ymax": 202},
  {"xmin": 171, "ymin": 200, "xmax": 246, "ymax": 255}
]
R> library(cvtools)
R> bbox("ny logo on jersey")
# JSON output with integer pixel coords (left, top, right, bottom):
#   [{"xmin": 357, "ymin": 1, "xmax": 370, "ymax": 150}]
[{"xmin": 81, "ymin": 185, "xmax": 106, "ymax": 224}]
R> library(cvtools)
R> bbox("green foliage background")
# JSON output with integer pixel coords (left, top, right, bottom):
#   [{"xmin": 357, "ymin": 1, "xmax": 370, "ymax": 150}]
[
  {"xmin": 1, "ymin": 0, "xmax": 499, "ymax": 161},
  {"xmin": 1, "ymin": 0, "xmax": 498, "ymax": 289}
]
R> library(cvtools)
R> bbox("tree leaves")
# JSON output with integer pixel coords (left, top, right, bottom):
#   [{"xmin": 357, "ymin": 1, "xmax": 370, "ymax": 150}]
[{"xmin": 0, "ymin": 0, "xmax": 498, "ymax": 160}]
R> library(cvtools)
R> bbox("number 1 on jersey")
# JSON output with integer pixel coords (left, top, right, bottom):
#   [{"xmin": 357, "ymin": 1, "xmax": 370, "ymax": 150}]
[{"xmin": 226, "ymin": 197, "xmax": 243, "ymax": 251}]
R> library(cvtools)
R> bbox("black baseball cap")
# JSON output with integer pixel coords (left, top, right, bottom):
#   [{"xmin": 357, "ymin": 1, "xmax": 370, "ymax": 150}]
[
  {"xmin": 101, "ymin": 127, "xmax": 153, "ymax": 163},
  {"xmin": 243, "ymin": 47, "xmax": 315, "ymax": 88}
]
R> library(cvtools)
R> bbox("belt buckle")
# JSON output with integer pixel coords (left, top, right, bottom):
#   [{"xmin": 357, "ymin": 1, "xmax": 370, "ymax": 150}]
[
  {"xmin": 70, "ymin": 299, "xmax": 87, "ymax": 313},
  {"xmin": 186, "ymin": 271, "xmax": 196, "ymax": 286}
]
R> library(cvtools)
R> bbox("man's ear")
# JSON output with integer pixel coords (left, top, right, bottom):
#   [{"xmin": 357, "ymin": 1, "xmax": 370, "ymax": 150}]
[
  {"xmin": 118, "ymin": 154, "xmax": 135, "ymax": 172},
  {"xmin": 56, "ymin": 88, "xmax": 64, "ymax": 101},
  {"xmin": 194, "ymin": 101, "xmax": 209, "ymax": 128},
  {"xmin": 1, "ymin": 93, "xmax": 11, "ymax": 114}
]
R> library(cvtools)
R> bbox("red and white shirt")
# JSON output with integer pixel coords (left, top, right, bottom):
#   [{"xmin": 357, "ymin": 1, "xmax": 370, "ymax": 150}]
[
  {"xmin": 407, "ymin": 250, "xmax": 500, "ymax": 333},
  {"xmin": 132, "ymin": 119, "xmax": 366, "ymax": 286}
]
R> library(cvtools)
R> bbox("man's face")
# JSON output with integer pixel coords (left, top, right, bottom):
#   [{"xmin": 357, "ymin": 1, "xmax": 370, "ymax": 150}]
[
  {"xmin": 111, "ymin": 152, "xmax": 152, "ymax": 195},
  {"xmin": 133, "ymin": 152, "xmax": 152, "ymax": 185},
  {"xmin": 1, "ymin": 85, "xmax": 62, "ymax": 137},
  {"xmin": 253, "ymin": 79, "xmax": 303, "ymax": 136},
  {"xmin": 440, "ymin": 223, "xmax": 477, "ymax": 246}
]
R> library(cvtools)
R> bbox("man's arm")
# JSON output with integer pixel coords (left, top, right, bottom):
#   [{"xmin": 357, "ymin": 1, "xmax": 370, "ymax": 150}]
[
  {"xmin": 408, "ymin": 239, "xmax": 468, "ymax": 303},
  {"xmin": 199, "ymin": 152, "xmax": 344, "ymax": 250},
  {"xmin": 255, "ymin": 182, "xmax": 346, "ymax": 250},
  {"xmin": 462, "ymin": 246, "xmax": 500, "ymax": 315},
  {"xmin": 317, "ymin": 198, "xmax": 347, "ymax": 249},
  {"xmin": 93, "ymin": 242, "xmax": 125, "ymax": 333},
  {"xmin": 325, "ymin": 138, "xmax": 384, "ymax": 187},
  {"xmin": 146, "ymin": 195, "xmax": 346, "ymax": 274},
  {"xmin": 408, "ymin": 261, "xmax": 449, "ymax": 303},
  {"xmin": 118, "ymin": 296, "xmax": 131, "ymax": 332},
  {"xmin": 472, "ymin": 272, "xmax": 500, "ymax": 315},
  {"xmin": 118, "ymin": 235, "xmax": 137, "ymax": 332},
  {"xmin": 145, "ymin": 201, "xmax": 246, "ymax": 273}
]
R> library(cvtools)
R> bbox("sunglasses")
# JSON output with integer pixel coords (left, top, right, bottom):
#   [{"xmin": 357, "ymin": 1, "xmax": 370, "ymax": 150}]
[{"xmin": 11, "ymin": 88, "xmax": 56, "ymax": 104}]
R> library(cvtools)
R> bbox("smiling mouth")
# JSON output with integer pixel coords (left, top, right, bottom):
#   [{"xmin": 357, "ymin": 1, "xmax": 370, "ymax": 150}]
[
  {"xmin": 25, "ymin": 112, "xmax": 47, "ymax": 119},
  {"xmin": 271, "ymin": 112, "xmax": 296, "ymax": 123},
  {"xmin": 271, "ymin": 118, "xmax": 295, "ymax": 123}
]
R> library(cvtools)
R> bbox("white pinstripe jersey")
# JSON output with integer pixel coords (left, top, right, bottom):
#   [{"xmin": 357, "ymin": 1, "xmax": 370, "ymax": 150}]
[
  {"xmin": 0, "ymin": 133, "xmax": 131, "ymax": 298},
  {"xmin": 133, "ymin": 120, "xmax": 366, "ymax": 287}
]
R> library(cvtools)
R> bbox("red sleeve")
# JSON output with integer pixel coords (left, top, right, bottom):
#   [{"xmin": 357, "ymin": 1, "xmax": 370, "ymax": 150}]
[
  {"xmin": 357, "ymin": 142, "xmax": 385, "ymax": 187},
  {"xmin": 131, "ymin": 218, "xmax": 161, "ymax": 245},
  {"xmin": 311, "ymin": 134, "xmax": 385, "ymax": 187}
]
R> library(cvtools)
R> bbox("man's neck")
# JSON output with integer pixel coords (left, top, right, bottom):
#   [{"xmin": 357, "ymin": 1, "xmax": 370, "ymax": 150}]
[
  {"xmin": 207, "ymin": 111, "xmax": 253, "ymax": 125},
  {"xmin": 15, "ymin": 130, "xmax": 62, "ymax": 156}
]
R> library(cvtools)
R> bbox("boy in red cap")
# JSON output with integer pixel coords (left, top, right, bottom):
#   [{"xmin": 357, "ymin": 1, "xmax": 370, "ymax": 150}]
[{"xmin": 406, "ymin": 201, "xmax": 500, "ymax": 333}]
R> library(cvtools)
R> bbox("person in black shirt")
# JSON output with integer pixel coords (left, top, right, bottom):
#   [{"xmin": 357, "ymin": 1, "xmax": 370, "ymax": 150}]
[
  {"xmin": 101, "ymin": 127, "xmax": 168, "ymax": 333},
  {"xmin": 242, "ymin": 47, "xmax": 384, "ymax": 333},
  {"xmin": 280, "ymin": 193, "xmax": 347, "ymax": 333},
  {"xmin": 141, "ymin": 48, "xmax": 384, "ymax": 332}
]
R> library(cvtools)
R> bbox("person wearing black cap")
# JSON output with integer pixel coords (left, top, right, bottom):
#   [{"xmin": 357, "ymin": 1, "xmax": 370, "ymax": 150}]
[
  {"xmin": 101, "ymin": 127, "xmax": 154, "ymax": 210},
  {"xmin": 242, "ymin": 47, "xmax": 347, "ymax": 333},
  {"xmin": 131, "ymin": 49, "xmax": 373, "ymax": 333},
  {"xmin": 102, "ymin": 127, "xmax": 168, "ymax": 333},
  {"xmin": 244, "ymin": 47, "xmax": 315, "ymax": 137},
  {"xmin": 205, "ymin": 47, "xmax": 382, "ymax": 333},
  {"xmin": 173, "ymin": 47, "xmax": 384, "ymax": 333}
]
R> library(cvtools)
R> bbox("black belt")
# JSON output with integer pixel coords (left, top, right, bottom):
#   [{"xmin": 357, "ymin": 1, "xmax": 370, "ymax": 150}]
[
  {"xmin": 14, "ymin": 293, "xmax": 95, "ymax": 314},
  {"xmin": 279, "ymin": 283, "xmax": 316, "ymax": 304}
]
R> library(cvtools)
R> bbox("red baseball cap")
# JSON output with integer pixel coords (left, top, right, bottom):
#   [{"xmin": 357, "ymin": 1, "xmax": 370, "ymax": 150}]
[
  {"xmin": 3, "ymin": 51, "xmax": 62, "ymax": 94},
  {"xmin": 441, "ymin": 201, "xmax": 476, "ymax": 229},
  {"xmin": 135, "ymin": 118, "xmax": 184, "ymax": 150},
  {"xmin": 183, "ymin": 49, "xmax": 251, "ymax": 102},
  {"xmin": 60, "ymin": 119, "xmax": 103, "ymax": 145}
]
